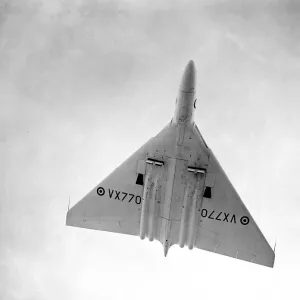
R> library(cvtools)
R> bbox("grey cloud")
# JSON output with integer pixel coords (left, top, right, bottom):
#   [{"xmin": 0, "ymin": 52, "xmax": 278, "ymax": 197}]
[{"xmin": 1, "ymin": 0, "xmax": 300, "ymax": 299}]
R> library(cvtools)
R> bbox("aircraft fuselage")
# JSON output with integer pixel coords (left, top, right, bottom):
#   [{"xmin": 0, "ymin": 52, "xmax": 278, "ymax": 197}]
[{"xmin": 141, "ymin": 61, "xmax": 205, "ymax": 256}]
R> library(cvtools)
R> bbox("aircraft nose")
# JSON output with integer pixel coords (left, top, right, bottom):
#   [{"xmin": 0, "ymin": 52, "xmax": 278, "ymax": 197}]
[
  {"xmin": 187, "ymin": 60, "xmax": 195, "ymax": 69},
  {"xmin": 179, "ymin": 60, "xmax": 196, "ymax": 93}
]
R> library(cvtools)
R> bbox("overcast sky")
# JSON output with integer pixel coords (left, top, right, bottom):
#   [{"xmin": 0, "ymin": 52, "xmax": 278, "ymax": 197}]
[{"xmin": 1, "ymin": 0, "xmax": 300, "ymax": 299}]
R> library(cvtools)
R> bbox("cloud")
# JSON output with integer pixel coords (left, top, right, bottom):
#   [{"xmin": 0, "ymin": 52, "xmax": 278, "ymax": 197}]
[{"xmin": 1, "ymin": 0, "xmax": 300, "ymax": 299}]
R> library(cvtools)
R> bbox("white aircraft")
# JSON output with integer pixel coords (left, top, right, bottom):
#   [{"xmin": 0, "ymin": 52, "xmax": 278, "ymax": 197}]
[{"xmin": 66, "ymin": 60, "xmax": 275, "ymax": 268}]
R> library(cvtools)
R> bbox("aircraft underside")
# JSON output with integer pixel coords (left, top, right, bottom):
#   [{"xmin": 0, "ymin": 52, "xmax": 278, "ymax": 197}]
[{"xmin": 66, "ymin": 61, "xmax": 275, "ymax": 268}]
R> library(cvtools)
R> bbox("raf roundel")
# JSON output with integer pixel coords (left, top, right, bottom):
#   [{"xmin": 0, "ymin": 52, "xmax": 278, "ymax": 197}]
[
  {"xmin": 240, "ymin": 216, "xmax": 250, "ymax": 226},
  {"xmin": 97, "ymin": 187, "xmax": 105, "ymax": 196}
]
